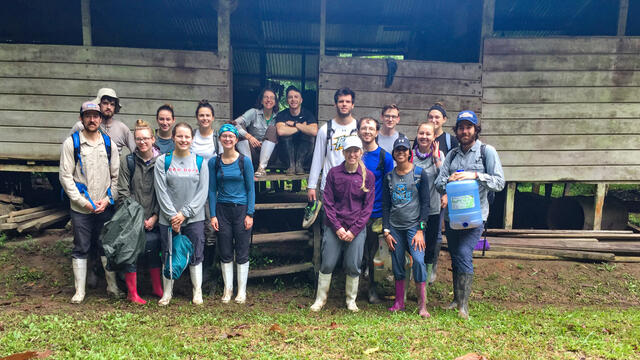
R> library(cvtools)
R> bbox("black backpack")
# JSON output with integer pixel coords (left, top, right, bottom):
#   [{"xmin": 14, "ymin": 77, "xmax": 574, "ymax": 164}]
[{"xmin": 449, "ymin": 144, "xmax": 495, "ymax": 204}]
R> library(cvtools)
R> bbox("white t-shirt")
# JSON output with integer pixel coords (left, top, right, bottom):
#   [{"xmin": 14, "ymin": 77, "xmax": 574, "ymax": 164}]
[
  {"xmin": 308, "ymin": 118, "xmax": 358, "ymax": 191},
  {"xmin": 190, "ymin": 129, "xmax": 217, "ymax": 160},
  {"xmin": 377, "ymin": 131, "xmax": 400, "ymax": 154}
]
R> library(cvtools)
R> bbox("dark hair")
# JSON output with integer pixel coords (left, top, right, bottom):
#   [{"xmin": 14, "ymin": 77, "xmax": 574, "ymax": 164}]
[
  {"xmin": 156, "ymin": 103, "xmax": 175, "ymax": 119},
  {"xmin": 453, "ymin": 123, "xmax": 482, "ymax": 140},
  {"xmin": 285, "ymin": 85, "xmax": 302, "ymax": 99},
  {"xmin": 195, "ymin": 99, "xmax": 215, "ymax": 117},
  {"xmin": 100, "ymin": 95, "xmax": 121, "ymax": 114},
  {"xmin": 334, "ymin": 87, "xmax": 355, "ymax": 104},
  {"xmin": 357, "ymin": 117, "xmax": 380, "ymax": 131},
  {"xmin": 381, "ymin": 104, "xmax": 400, "ymax": 115},
  {"xmin": 172, "ymin": 122, "xmax": 194, "ymax": 138},
  {"xmin": 257, "ymin": 88, "xmax": 279, "ymax": 113},
  {"xmin": 391, "ymin": 146, "xmax": 413, "ymax": 163},
  {"xmin": 427, "ymin": 102, "xmax": 447, "ymax": 119}
]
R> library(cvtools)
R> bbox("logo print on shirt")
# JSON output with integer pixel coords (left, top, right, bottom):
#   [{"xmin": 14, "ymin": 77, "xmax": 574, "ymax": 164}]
[{"xmin": 392, "ymin": 183, "xmax": 412, "ymax": 204}]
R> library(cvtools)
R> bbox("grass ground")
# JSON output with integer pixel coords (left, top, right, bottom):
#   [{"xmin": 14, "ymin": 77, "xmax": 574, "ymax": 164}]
[{"xmin": 1, "ymin": 234, "xmax": 640, "ymax": 359}]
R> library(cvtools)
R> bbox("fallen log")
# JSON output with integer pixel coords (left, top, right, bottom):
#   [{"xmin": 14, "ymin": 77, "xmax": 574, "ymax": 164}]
[{"xmin": 17, "ymin": 211, "xmax": 69, "ymax": 233}]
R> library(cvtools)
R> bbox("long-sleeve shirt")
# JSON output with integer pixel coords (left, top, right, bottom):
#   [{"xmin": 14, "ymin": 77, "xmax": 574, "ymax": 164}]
[
  {"xmin": 382, "ymin": 166, "xmax": 430, "ymax": 230},
  {"xmin": 70, "ymin": 118, "xmax": 135, "ymax": 153},
  {"xmin": 117, "ymin": 148, "xmax": 160, "ymax": 221},
  {"xmin": 59, "ymin": 131, "xmax": 119, "ymax": 214},
  {"xmin": 154, "ymin": 152, "xmax": 209, "ymax": 226},
  {"xmin": 308, "ymin": 119, "xmax": 358, "ymax": 191},
  {"xmin": 234, "ymin": 108, "xmax": 274, "ymax": 140},
  {"xmin": 207, "ymin": 155, "xmax": 255, "ymax": 217},
  {"xmin": 362, "ymin": 146, "xmax": 394, "ymax": 219},
  {"xmin": 434, "ymin": 140, "xmax": 505, "ymax": 221},
  {"xmin": 413, "ymin": 150, "xmax": 445, "ymax": 216},
  {"xmin": 322, "ymin": 162, "xmax": 375, "ymax": 236}
]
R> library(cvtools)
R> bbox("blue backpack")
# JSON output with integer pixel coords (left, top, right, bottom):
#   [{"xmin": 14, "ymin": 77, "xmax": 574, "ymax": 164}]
[{"xmin": 163, "ymin": 229, "xmax": 194, "ymax": 279}]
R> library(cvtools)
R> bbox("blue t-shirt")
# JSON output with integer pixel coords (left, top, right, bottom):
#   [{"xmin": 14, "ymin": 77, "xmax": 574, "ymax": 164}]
[
  {"xmin": 362, "ymin": 146, "xmax": 394, "ymax": 218},
  {"xmin": 207, "ymin": 155, "xmax": 255, "ymax": 217},
  {"xmin": 155, "ymin": 137, "xmax": 175, "ymax": 154}
]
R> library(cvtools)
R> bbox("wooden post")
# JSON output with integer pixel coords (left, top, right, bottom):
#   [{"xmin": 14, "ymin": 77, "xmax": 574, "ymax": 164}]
[
  {"xmin": 503, "ymin": 182, "xmax": 516, "ymax": 229},
  {"xmin": 563, "ymin": 183, "xmax": 572, "ymax": 197},
  {"xmin": 319, "ymin": 0, "xmax": 326, "ymax": 56},
  {"xmin": 81, "ymin": 0, "xmax": 92, "ymax": 46},
  {"xmin": 479, "ymin": 0, "xmax": 495, "ymax": 61},
  {"xmin": 618, "ymin": 0, "xmax": 629, "ymax": 36},
  {"xmin": 218, "ymin": 0, "xmax": 232, "ymax": 123},
  {"xmin": 593, "ymin": 183, "xmax": 608, "ymax": 230}
]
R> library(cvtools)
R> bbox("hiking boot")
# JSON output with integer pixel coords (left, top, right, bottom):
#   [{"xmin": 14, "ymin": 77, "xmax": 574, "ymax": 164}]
[
  {"xmin": 302, "ymin": 200, "xmax": 322, "ymax": 229},
  {"xmin": 254, "ymin": 166, "xmax": 267, "ymax": 177}
]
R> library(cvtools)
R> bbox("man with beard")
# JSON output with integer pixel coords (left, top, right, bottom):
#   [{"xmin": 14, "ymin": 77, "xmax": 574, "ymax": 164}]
[
  {"xmin": 357, "ymin": 117, "xmax": 394, "ymax": 303},
  {"xmin": 275, "ymin": 86, "xmax": 318, "ymax": 175},
  {"xmin": 303, "ymin": 88, "xmax": 358, "ymax": 228},
  {"xmin": 60, "ymin": 100, "xmax": 121, "ymax": 303},
  {"xmin": 435, "ymin": 110, "xmax": 505, "ymax": 319},
  {"xmin": 71, "ymin": 88, "xmax": 135, "ymax": 154}
]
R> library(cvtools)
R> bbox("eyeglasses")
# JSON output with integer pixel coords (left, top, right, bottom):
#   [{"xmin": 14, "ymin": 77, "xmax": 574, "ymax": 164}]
[
  {"xmin": 383, "ymin": 114, "xmax": 399, "ymax": 119},
  {"xmin": 220, "ymin": 134, "xmax": 236, "ymax": 140},
  {"xmin": 135, "ymin": 137, "xmax": 152, "ymax": 142}
]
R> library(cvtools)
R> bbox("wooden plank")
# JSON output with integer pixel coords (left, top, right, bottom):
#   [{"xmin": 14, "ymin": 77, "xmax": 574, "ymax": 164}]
[
  {"xmin": 618, "ymin": 0, "xmax": 629, "ymax": 36},
  {"xmin": 503, "ymin": 182, "xmax": 516, "ymax": 229},
  {"xmin": 0, "ymin": 143, "xmax": 69, "ymax": 161},
  {"xmin": 484, "ymin": 37, "xmax": 640, "ymax": 55},
  {"xmin": 483, "ymin": 54, "xmax": 640, "ymax": 72},
  {"xmin": 482, "ymin": 119, "xmax": 640, "ymax": 136},
  {"xmin": 593, "ymin": 183, "xmax": 608, "ymax": 231},
  {"xmin": 613, "ymin": 256, "xmax": 640, "ymax": 263},
  {"xmin": 480, "ymin": 0, "xmax": 496, "ymax": 61},
  {"xmin": 318, "ymin": 105, "xmax": 468, "ymax": 127},
  {"xmin": 481, "ymin": 135, "xmax": 640, "ymax": 151},
  {"xmin": 248, "ymin": 262, "xmax": 313, "ymax": 278},
  {"xmin": 17, "ymin": 210, "xmax": 68, "ymax": 233},
  {"xmin": 485, "ymin": 236, "xmax": 640, "ymax": 255},
  {"xmin": 0, "ymin": 194, "xmax": 24, "ymax": 204},
  {"xmin": 0, "ymin": 95, "xmax": 230, "ymax": 118},
  {"xmin": 0, "ymin": 78, "xmax": 229, "ymax": 103},
  {"xmin": 320, "ymin": 0, "xmax": 326, "ymax": 56},
  {"xmin": 252, "ymin": 230, "xmax": 310, "ymax": 244},
  {"xmin": 0, "ymin": 222, "xmax": 18, "ymax": 230},
  {"xmin": 485, "ymin": 229, "xmax": 632, "ymax": 235},
  {"xmin": 254, "ymin": 203, "xmax": 307, "ymax": 210},
  {"xmin": 497, "ymin": 150, "xmax": 640, "ymax": 167},
  {"xmin": 482, "ymin": 70, "xmax": 640, "ymax": 87},
  {"xmin": 502, "ymin": 166, "xmax": 640, "ymax": 182},
  {"xmin": 6, "ymin": 204, "xmax": 54, "ymax": 217},
  {"xmin": 482, "ymin": 103, "xmax": 640, "ymax": 119},
  {"xmin": 319, "ymin": 73, "xmax": 482, "ymax": 96},
  {"xmin": 81, "ymin": 0, "xmax": 91, "ymax": 46},
  {"xmin": 9, "ymin": 208, "xmax": 59, "ymax": 223},
  {"xmin": 0, "ymin": 214, "xmax": 8, "ymax": 224},
  {"xmin": 0, "ymin": 44, "xmax": 224, "ymax": 69},
  {"xmin": 318, "ymin": 89, "xmax": 481, "ymax": 112},
  {"xmin": 253, "ymin": 173, "xmax": 308, "ymax": 182},
  {"xmin": 320, "ymin": 56, "xmax": 482, "ymax": 80},
  {"xmin": 483, "ymin": 87, "xmax": 640, "ymax": 104},
  {"xmin": 487, "ymin": 245, "xmax": 616, "ymax": 261},
  {"xmin": 0, "ymin": 62, "xmax": 228, "ymax": 86},
  {"xmin": 473, "ymin": 250, "xmax": 561, "ymax": 261},
  {"xmin": 509, "ymin": 233, "xmax": 640, "ymax": 240}
]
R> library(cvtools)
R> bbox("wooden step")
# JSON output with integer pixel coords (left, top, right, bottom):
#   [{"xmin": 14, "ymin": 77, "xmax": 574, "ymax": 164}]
[
  {"xmin": 255, "ymin": 202, "xmax": 307, "ymax": 210},
  {"xmin": 254, "ymin": 173, "xmax": 308, "ymax": 182},
  {"xmin": 248, "ymin": 262, "xmax": 314, "ymax": 278},
  {"xmin": 252, "ymin": 230, "xmax": 311, "ymax": 244}
]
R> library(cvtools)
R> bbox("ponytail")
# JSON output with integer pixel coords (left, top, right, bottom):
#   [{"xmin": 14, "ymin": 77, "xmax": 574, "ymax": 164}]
[{"xmin": 358, "ymin": 160, "xmax": 369, "ymax": 193}]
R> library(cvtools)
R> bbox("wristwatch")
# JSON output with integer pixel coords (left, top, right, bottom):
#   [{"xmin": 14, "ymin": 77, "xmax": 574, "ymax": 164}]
[
  {"xmin": 383, "ymin": 228, "xmax": 391, "ymax": 236},
  {"xmin": 419, "ymin": 221, "xmax": 425, "ymax": 230}
]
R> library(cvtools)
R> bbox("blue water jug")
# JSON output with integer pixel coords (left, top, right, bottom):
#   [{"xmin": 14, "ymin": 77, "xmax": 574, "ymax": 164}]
[{"xmin": 446, "ymin": 177, "xmax": 483, "ymax": 230}]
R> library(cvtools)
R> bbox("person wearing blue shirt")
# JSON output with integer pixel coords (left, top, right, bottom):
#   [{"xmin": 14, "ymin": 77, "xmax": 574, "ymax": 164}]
[
  {"xmin": 208, "ymin": 124, "xmax": 255, "ymax": 305},
  {"xmin": 358, "ymin": 117, "xmax": 394, "ymax": 303}
]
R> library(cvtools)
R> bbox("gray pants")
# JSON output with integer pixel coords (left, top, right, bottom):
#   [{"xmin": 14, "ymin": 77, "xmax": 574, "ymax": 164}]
[{"xmin": 319, "ymin": 223, "xmax": 366, "ymax": 277}]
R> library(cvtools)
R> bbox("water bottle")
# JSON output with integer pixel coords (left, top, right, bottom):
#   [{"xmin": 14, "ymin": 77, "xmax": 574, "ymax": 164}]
[{"xmin": 446, "ymin": 172, "xmax": 483, "ymax": 229}]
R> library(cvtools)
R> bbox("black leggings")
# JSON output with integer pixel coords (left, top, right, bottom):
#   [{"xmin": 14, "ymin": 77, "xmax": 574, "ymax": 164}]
[{"xmin": 216, "ymin": 203, "xmax": 251, "ymax": 264}]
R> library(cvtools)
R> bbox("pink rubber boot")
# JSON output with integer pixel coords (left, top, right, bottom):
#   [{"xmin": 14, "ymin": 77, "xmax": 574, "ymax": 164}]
[
  {"xmin": 149, "ymin": 268, "xmax": 164, "ymax": 298},
  {"xmin": 124, "ymin": 272, "xmax": 147, "ymax": 305},
  {"xmin": 388, "ymin": 280, "xmax": 405, "ymax": 312}
]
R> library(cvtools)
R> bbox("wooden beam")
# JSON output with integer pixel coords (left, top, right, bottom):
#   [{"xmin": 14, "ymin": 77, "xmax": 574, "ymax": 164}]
[
  {"xmin": 503, "ymin": 182, "xmax": 516, "ymax": 229},
  {"xmin": 248, "ymin": 262, "xmax": 313, "ymax": 278},
  {"xmin": 9, "ymin": 208, "xmax": 60, "ymax": 223},
  {"xmin": 479, "ymin": 0, "xmax": 496, "ymax": 61},
  {"xmin": 254, "ymin": 203, "xmax": 306, "ymax": 210},
  {"xmin": 486, "ymin": 229, "xmax": 631, "ymax": 235},
  {"xmin": 17, "ymin": 211, "xmax": 68, "ymax": 233},
  {"xmin": 593, "ymin": 183, "xmax": 607, "ymax": 230},
  {"xmin": 81, "ymin": 0, "xmax": 92, "ymax": 46},
  {"xmin": 618, "ymin": 0, "xmax": 629, "ymax": 36},
  {"xmin": 252, "ymin": 230, "xmax": 310, "ymax": 244},
  {"xmin": 319, "ymin": 0, "xmax": 326, "ymax": 56},
  {"xmin": 0, "ymin": 194, "xmax": 23, "ymax": 204}
]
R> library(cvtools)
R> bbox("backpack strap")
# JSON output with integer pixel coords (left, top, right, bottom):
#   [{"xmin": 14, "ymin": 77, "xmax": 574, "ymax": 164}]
[
  {"xmin": 413, "ymin": 165, "xmax": 423, "ymax": 191},
  {"xmin": 445, "ymin": 133, "xmax": 451, "ymax": 152},
  {"xmin": 324, "ymin": 119, "xmax": 333, "ymax": 159},
  {"xmin": 126, "ymin": 153, "xmax": 135, "ymax": 179},
  {"xmin": 71, "ymin": 132, "xmax": 83, "ymax": 175},
  {"xmin": 376, "ymin": 148, "xmax": 386, "ymax": 172},
  {"xmin": 101, "ymin": 132, "xmax": 111, "ymax": 164},
  {"xmin": 196, "ymin": 154, "xmax": 204, "ymax": 171},
  {"xmin": 164, "ymin": 152, "xmax": 173, "ymax": 173},
  {"xmin": 480, "ymin": 144, "xmax": 487, "ymax": 172}
]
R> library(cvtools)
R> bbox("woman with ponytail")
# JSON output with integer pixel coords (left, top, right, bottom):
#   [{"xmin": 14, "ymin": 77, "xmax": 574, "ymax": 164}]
[
  {"xmin": 412, "ymin": 122, "xmax": 445, "ymax": 287},
  {"xmin": 310, "ymin": 136, "xmax": 374, "ymax": 313},
  {"xmin": 382, "ymin": 136, "xmax": 431, "ymax": 318},
  {"xmin": 117, "ymin": 119, "xmax": 163, "ymax": 304}
]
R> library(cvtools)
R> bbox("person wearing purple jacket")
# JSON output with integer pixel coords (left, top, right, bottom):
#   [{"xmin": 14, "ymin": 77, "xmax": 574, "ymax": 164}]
[{"xmin": 310, "ymin": 136, "xmax": 374, "ymax": 313}]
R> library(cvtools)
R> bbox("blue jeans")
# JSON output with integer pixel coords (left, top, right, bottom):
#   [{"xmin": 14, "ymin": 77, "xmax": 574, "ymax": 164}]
[
  {"xmin": 445, "ymin": 222, "xmax": 484, "ymax": 274},
  {"xmin": 389, "ymin": 225, "xmax": 427, "ymax": 283}
]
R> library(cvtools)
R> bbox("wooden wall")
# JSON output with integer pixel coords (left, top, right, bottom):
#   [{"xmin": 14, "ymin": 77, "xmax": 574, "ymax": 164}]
[
  {"xmin": 0, "ymin": 44, "xmax": 230, "ymax": 162},
  {"xmin": 318, "ymin": 56, "xmax": 482, "ymax": 139},
  {"xmin": 482, "ymin": 37, "xmax": 640, "ymax": 182}
]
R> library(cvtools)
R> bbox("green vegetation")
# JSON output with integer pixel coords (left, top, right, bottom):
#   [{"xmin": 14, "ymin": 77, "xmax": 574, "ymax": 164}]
[{"xmin": 0, "ymin": 232, "xmax": 7, "ymax": 248}]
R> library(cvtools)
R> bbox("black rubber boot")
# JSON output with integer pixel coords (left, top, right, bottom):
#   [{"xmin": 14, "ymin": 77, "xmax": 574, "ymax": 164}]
[
  {"xmin": 429, "ymin": 241, "xmax": 442, "ymax": 285},
  {"xmin": 458, "ymin": 273, "xmax": 473, "ymax": 319},
  {"xmin": 445, "ymin": 272, "xmax": 460, "ymax": 310},
  {"xmin": 283, "ymin": 137, "xmax": 296, "ymax": 175},
  {"xmin": 367, "ymin": 259, "xmax": 381, "ymax": 304}
]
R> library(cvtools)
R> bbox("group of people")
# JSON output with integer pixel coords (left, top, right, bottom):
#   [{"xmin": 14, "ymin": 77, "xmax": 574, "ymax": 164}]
[{"xmin": 59, "ymin": 86, "xmax": 505, "ymax": 320}]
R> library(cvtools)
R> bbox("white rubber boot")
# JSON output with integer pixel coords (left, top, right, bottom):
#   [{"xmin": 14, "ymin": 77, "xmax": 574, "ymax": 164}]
[
  {"xmin": 259, "ymin": 140, "xmax": 276, "ymax": 169},
  {"xmin": 190, "ymin": 264, "xmax": 203, "ymax": 305},
  {"xmin": 158, "ymin": 271, "xmax": 174, "ymax": 306},
  {"xmin": 221, "ymin": 262, "xmax": 234, "ymax": 303},
  {"xmin": 310, "ymin": 272, "xmax": 332, "ymax": 312},
  {"xmin": 100, "ymin": 256, "xmax": 124, "ymax": 298},
  {"xmin": 345, "ymin": 275, "xmax": 360, "ymax": 312},
  {"xmin": 71, "ymin": 258, "xmax": 87, "ymax": 304},
  {"xmin": 235, "ymin": 262, "xmax": 249, "ymax": 304}
]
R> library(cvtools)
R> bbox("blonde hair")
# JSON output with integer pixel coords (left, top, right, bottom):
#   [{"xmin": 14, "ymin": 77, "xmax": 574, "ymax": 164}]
[
  {"xmin": 134, "ymin": 119, "xmax": 154, "ymax": 138},
  {"xmin": 417, "ymin": 121, "xmax": 435, "ymax": 133}
]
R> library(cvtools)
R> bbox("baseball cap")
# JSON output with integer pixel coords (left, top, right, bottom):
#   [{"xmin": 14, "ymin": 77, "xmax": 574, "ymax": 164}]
[
  {"xmin": 80, "ymin": 100, "xmax": 103, "ymax": 116},
  {"xmin": 95, "ymin": 88, "xmax": 122, "ymax": 111},
  {"xmin": 456, "ymin": 110, "xmax": 478, "ymax": 125},
  {"xmin": 392, "ymin": 136, "xmax": 411, "ymax": 151},
  {"xmin": 343, "ymin": 136, "xmax": 363, "ymax": 151}
]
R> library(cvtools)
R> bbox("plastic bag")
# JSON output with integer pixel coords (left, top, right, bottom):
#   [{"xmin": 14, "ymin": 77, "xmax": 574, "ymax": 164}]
[{"xmin": 100, "ymin": 198, "xmax": 146, "ymax": 271}]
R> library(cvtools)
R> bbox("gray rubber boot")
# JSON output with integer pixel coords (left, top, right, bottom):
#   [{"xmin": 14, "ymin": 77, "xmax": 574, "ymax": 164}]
[
  {"xmin": 445, "ymin": 272, "xmax": 460, "ymax": 310},
  {"xmin": 367, "ymin": 257, "xmax": 381, "ymax": 304},
  {"xmin": 458, "ymin": 273, "xmax": 473, "ymax": 320},
  {"xmin": 428, "ymin": 242, "xmax": 442, "ymax": 285}
]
